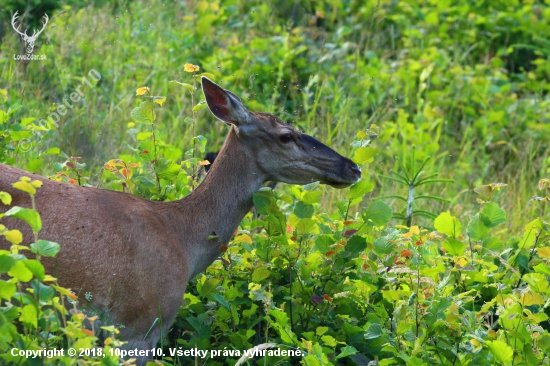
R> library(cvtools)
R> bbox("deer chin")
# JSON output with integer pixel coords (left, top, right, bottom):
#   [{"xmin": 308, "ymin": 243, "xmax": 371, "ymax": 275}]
[{"xmin": 323, "ymin": 174, "xmax": 359, "ymax": 189}]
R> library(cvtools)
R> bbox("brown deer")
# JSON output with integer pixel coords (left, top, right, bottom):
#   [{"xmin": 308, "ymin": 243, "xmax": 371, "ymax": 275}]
[{"xmin": 0, "ymin": 77, "xmax": 361, "ymax": 363}]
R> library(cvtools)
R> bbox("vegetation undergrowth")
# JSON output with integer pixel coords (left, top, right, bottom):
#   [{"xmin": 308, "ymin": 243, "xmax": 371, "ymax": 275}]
[{"xmin": 1, "ymin": 0, "xmax": 550, "ymax": 365}]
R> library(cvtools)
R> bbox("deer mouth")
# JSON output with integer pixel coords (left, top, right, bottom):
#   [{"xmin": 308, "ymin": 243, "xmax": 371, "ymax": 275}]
[{"xmin": 324, "ymin": 161, "xmax": 361, "ymax": 188}]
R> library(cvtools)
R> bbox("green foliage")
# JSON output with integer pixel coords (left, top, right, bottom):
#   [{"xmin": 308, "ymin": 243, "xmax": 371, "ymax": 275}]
[
  {"xmin": 379, "ymin": 147, "xmax": 453, "ymax": 227},
  {"xmin": 1, "ymin": 0, "xmax": 550, "ymax": 365}
]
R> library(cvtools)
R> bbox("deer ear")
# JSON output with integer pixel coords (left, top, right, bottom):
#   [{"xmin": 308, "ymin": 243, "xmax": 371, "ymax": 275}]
[{"xmin": 202, "ymin": 77, "xmax": 249, "ymax": 125}]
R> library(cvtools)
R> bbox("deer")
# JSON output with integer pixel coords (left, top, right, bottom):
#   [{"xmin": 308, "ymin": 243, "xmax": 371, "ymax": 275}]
[
  {"xmin": 0, "ymin": 77, "xmax": 361, "ymax": 364},
  {"xmin": 11, "ymin": 11, "xmax": 49, "ymax": 54}
]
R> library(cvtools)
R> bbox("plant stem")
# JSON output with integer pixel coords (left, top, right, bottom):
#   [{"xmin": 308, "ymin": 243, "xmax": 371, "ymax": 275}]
[{"xmin": 407, "ymin": 183, "xmax": 414, "ymax": 227}]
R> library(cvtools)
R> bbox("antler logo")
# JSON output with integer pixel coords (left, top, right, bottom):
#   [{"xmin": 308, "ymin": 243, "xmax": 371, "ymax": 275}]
[{"xmin": 11, "ymin": 11, "xmax": 49, "ymax": 55}]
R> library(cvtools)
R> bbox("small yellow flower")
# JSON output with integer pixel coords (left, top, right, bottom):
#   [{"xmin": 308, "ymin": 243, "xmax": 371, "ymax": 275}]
[{"xmin": 184, "ymin": 63, "xmax": 200, "ymax": 73}]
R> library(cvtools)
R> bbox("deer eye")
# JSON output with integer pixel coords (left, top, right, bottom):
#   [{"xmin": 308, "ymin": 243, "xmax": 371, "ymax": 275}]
[{"xmin": 279, "ymin": 133, "xmax": 293, "ymax": 143}]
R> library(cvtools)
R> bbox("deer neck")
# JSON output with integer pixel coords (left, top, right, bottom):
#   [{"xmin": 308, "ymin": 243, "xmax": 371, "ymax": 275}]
[{"xmin": 177, "ymin": 127, "xmax": 265, "ymax": 278}]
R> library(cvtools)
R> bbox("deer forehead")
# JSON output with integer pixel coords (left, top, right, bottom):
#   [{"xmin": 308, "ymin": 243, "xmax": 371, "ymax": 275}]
[{"xmin": 249, "ymin": 112, "xmax": 296, "ymax": 133}]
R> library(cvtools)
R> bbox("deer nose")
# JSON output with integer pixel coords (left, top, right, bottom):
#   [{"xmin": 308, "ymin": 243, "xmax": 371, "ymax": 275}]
[{"xmin": 350, "ymin": 164, "xmax": 361, "ymax": 176}]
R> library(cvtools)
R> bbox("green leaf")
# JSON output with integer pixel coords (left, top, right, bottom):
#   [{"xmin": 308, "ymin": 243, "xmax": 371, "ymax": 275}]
[
  {"xmin": 267, "ymin": 309, "xmax": 296, "ymax": 344},
  {"xmin": 4, "ymin": 206, "xmax": 41, "ymax": 233},
  {"xmin": 347, "ymin": 180, "xmax": 374, "ymax": 201},
  {"xmin": 0, "ymin": 281, "xmax": 16, "ymax": 300},
  {"xmin": 315, "ymin": 235, "xmax": 333, "ymax": 253},
  {"xmin": 486, "ymin": 340, "xmax": 513, "ymax": 364},
  {"xmin": 152, "ymin": 96, "xmax": 166, "ymax": 106},
  {"xmin": 136, "ymin": 132, "xmax": 153, "ymax": 141},
  {"xmin": 316, "ymin": 326, "xmax": 329, "ymax": 336},
  {"xmin": 130, "ymin": 100, "xmax": 156, "ymax": 124},
  {"xmin": 8, "ymin": 260, "xmax": 33, "ymax": 282},
  {"xmin": 302, "ymin": 190, "xmax": 322, "ymax": 205},
  {"xmin": 442, "ymin": 238, "xmax": 467, "ymax": 256},
  {"xmin": 26, "ymin": 159, "xmax": 44, "ymax": 173},
  {"xmin": 30, "ymin": 240, "xmax": 60, "ymax": 257},
  {"xmin": 0, "ymin": 192, "xmax": 12, "ymax": 205},
  {"xmin": 197, "ymin": 277, "xmax": 219, "ymax": 297},
  {"xmin": 252, "ymin": 268, "xmax": 271, "ymax": 282},
  {"xmin": 0, "ymin": 254, "xmax": 16, "ymax": 272},
  {"xmin": 519, "ymin": 219, "xmax": 542, "ymax": 249},
  {"xmin": 192, "ymin": 103, "xmax": 206, "ymax": 111},
  {"xmin": 335, "ymin": 345, "xmax": 357, "ymax": 360},
  {"xmin": 194, "ymin": 135, "xmax": 207, "ymax": 153},
  {"xmin": 363, "ymin": 201, "xmax": 392, "ymax": 226},
  {"xmin": 295, "ymin": 201, "xmax": 314, "ymax": 219},
  {"xmin": 154, "ymin": 158, "xmax": 181, "ymax": 180},
  {"xmin": 23, "ymin": 260, "xmax": 45, "ymax": 281},
  {"xmin": 302, "ymin": 182, "xmax": 320, "ymax": 191},
  {"xmin": 253, "ymin": 191, "xmax": 272, "ymax": 215},
  {"xmin": 19, "ymin": 304, "xmax": 38, "ymax": 328},
  {"xmin": 434, "ymin": 212, "xmax": 461, "ymax": 238},
  {"xmin": 213, "ymin": 293, "xmax": 230, "ymax": 309},
  {"xmin": 134, "ymin": 176, "xmax": 156, "ymax": 188},
  {"xmin": 42, "ymin": 147, "xmax": 60, "ymax": 155},
  {"xmin": 373, "ymin": 236, "xmax": 395, "ymax": 256},
  {"xmin": 467, "ymin": 213, "xmax": 490, "ymax": 241},
  {"xmin": 321, "ymin": 335, "xmax": 337, "ymax": 347},
  {"xmin": 481, "ymin": 202, "xmax": 506, "ymax": 227},
  {"xmin": 346, "ymin": 236, "xmax": 367, "ymax": 256},
  {"xmin": 297, "ymin": 218, "xmax": 316, "ymax": 234},
  {"xmin": 31, "ymin": 280, "xmax": 55, "ymax": 302},
  {"xmin": 534, "ymin": 263, "xmax": 550, "ymax": 276},
  {"xmin": 353, "ymin": 147, "xmax": 379, "ymax": 164},
  {"xmin": 522, "ymin": 273, "xmax": 549, "ymax": 293},
  {"xmin": 425, "ymin": 297, "xmax": 453, "ymax": 328}
]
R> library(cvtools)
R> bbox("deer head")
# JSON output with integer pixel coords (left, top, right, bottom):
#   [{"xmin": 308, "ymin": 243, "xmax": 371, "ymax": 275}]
[
  {"xmin": 201, "ymin": 77, "xmax": 361, "ymax": 188},
  {"xmin": 11, "ymin": 11, "xmax": 49, "ymax": 54}
]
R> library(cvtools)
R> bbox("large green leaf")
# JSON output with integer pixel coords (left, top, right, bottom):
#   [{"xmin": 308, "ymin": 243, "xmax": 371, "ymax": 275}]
[
  {"xmin": 19, "ymin": 304, "xmax": 38, "ymax": 328},
  {"xmin": 294, "ymin": 201, "xmax": 314, "ymax": 219},
  {"xmin": 0, "ymin": 281, "xmax": 16, "ymax": 300},
  {"xmin": 4, "ymin": 206, "xmax": 41, "ymax": 233},
  {"xmin": 353, "ymin": 146, "xmax": 379, "ymax": 164},
  {"xmin": 346, "ymin": 235, "xmax": 367, "ymax": 256},
  {"xmin": 30, "ymin": 240, "xmax": 60, "ymax": 257},
  {"xmin": 363, "ymin": 201, "xmax": 392, "ymax": 226},
  {"xmin": 373, "ymin": 236, "xmax": 395, "ymax": 256},
  {"xmin": 434, "ymin": 212, "xmax": 461, "ymax": 238},
  {"xmin": 481, "ymin": 202, "xmax": 506, "ymax": 227},
  {"xmin": 130, "ymin": 100, "xmax": 156, "ymax": 124},
  {"xmin": 0, "ymin": 254, "xmax": 16, "ymax": 273},
  {"xmin": 442, "ymin": 238, "xmax": 467, "ymax": 256},
  {"xmin": 251, "ymin": 268, "xmax": 271, "ymax": 282},
  {"xmin": 486, "ymin": 340, "xmax": 513, "ymax": 365},
  {"xmin": 347, "ymin": 180, "xmax": 374, "ymax": 201},
  {"xmin": 467, "ymin": 213, "xmax": 490, "ymax": 241},
  {"xmin": 154, "ymin": 158, "xmax": 181, "ymax": 180}
]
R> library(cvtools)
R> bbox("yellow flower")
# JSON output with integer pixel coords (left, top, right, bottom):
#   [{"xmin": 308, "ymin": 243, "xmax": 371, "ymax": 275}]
[
  {"xmin": 184, "ymin": 63, "xmax": 200, "ymax": 72},
  {"xmin": 135, "ymin": 87, "xmax": 150, "ymax": 95}
]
